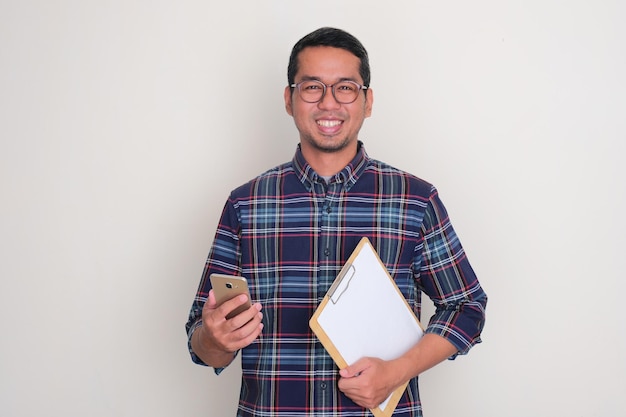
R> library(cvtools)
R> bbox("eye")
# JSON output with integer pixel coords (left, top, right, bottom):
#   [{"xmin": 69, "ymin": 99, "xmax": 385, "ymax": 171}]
[
  {"xmin": 336, "ymin": 82, "xmax": 357, "ymax": 92},
  {"xmin": 301, "ymin": 81, "xmax": 323, "ymax": 91}
]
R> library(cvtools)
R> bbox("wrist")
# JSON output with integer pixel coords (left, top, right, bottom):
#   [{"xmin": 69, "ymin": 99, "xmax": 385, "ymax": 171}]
[
  {"xmin": 390, "ymin": 356, "xmax": 414, "ymax": 386},
  {"xmin": 192, "ymin": 320, "xmax": 237, "ymax": 368}
]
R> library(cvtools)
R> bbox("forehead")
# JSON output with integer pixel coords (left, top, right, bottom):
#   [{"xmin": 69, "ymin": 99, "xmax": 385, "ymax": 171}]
[{"xmin": 295, "ymin": 46, "xmax": 362, "ymax": 82}]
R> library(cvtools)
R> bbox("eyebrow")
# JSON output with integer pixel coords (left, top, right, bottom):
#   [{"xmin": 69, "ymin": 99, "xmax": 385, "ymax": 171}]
[{"xmin": 297, "ymin": 75, "xmax": 361, "ymax": 83}]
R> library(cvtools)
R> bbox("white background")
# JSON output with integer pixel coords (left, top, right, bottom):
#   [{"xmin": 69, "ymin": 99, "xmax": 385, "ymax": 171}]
[{"xmin": 1, "ymin": 1, "xmax": 624, "ymax": 416}]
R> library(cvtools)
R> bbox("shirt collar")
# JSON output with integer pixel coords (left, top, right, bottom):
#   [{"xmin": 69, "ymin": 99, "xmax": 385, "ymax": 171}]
[{"xmin": 292, "ymin": 141, "xmax": 370, "ymax": 191}]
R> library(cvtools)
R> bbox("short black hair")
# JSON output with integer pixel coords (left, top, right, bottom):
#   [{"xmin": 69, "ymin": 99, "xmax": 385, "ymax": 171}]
[{"xmin": 287, "ymin": 27, "xmax": 371, "ymax": 88}]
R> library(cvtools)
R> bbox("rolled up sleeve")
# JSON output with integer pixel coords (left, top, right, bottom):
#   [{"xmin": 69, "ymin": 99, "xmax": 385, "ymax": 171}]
[{"xmin": 418, "ymin": 189, "xmax": 487, "ymax": 357}]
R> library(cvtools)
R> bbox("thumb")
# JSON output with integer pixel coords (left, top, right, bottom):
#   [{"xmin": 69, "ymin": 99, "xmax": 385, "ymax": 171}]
[
  {"xmin": 205, "ymin": 290, "xmax": 218, "ymax": 309},
  {"xmin": 340, "ymin": 359, "xmax": 368, "ymax": 378}
]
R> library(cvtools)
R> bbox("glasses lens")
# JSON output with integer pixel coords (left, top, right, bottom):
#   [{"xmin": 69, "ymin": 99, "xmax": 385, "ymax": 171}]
[
  {"xmin": 333, "ymin": 81, "xmax": 360, "ymax": 104},
  {"xmin": 298, "ymin": 80, "xmax": 325, "ymax": 103}
]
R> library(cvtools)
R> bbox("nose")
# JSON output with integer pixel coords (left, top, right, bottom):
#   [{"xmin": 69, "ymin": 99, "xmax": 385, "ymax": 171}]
[{"xmin": 317, "ymin": 87, "xmax": 341, "ymax": 110}]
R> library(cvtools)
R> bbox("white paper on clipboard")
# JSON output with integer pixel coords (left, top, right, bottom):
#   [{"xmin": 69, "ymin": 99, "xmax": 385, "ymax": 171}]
[{"xmin": 309, "ymin": 237, "xmax": 424, "ymax": 417}]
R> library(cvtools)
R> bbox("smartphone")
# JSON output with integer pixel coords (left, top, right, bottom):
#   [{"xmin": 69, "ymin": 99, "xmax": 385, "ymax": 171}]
[{"xmin": 210, "ymin": 273, "xmax": 252, "ymax": 319}]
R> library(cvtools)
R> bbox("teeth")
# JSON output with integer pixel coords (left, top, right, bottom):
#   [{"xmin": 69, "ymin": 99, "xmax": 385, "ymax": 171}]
[{"xmin": 317, "ymin": 120, "xmax": 341, "ymax": 127}]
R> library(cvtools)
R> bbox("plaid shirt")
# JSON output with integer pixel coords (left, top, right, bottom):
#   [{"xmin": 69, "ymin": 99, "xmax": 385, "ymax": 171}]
[{"xmin": 186, "ymin": 142, "xmax": 487, "ymax": 417}]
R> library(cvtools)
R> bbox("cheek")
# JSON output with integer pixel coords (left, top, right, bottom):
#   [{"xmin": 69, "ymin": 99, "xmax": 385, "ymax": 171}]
[{"xmin": 291, "ymin": 103, "xmax": 315, "ymax": 122}]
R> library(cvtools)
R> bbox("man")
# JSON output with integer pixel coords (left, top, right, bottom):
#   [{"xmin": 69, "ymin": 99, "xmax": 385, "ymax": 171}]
[{"xmin": 186, "ymin": 27, "xmax": 487, "ymax": 416}]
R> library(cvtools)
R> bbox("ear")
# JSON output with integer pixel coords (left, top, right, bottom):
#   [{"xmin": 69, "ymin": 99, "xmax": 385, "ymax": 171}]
[
  {"xmin": 284, "ymin": 86, "xmax": 294, "ymax": 116},
  {"xmin": 364, "ymin": 87, "xmax": 374, "ymax": 118}
]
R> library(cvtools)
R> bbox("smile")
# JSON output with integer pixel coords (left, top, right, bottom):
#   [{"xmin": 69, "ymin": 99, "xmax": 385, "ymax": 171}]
[{"xmin": 317, "ymin": 120, "xmax": 342, "ymax": 127}]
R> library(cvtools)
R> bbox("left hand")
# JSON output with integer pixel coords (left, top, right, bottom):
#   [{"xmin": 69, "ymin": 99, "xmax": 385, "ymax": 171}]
[{"xmin": 337, "ymin": 357, "xmax": 402, "ymax": 409}]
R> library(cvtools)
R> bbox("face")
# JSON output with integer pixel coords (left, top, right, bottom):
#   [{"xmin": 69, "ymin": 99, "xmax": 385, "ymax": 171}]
[{"xmin": 284, "ymin": 46, "xmax": 373, "ymax": 156}]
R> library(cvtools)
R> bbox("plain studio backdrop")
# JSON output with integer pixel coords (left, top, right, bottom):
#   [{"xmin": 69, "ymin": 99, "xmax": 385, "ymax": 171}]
[{"xmin": 1, "ymin": 1, "xmax": 624, "ymax": 416}]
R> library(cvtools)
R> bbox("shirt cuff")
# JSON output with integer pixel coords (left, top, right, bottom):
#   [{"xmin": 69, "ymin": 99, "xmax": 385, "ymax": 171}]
[{"xmin": 187, "ymin": 319, "xmax": 234, "ymax": 375}]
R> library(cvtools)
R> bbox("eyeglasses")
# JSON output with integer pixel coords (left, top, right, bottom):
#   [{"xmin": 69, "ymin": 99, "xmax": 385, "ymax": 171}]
[{"xmin": 290, "ymin": 80, "xmax": 368, "ymax": 104}]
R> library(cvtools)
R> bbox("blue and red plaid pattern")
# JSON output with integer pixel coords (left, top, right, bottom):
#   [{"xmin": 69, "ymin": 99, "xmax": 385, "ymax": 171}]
[{"xmin": 186, "ymin": 142, "xmax": 487, "ymax": 417}]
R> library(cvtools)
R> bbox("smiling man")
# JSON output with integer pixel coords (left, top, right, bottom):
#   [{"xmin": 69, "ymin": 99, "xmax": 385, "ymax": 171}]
[
  {"xmin": 186, "ymin": 27, "xmax": 487, "ymax": 417},
  {"xmin": 285, "ymin": 45, "xmax": 372, "ymax": 173}
]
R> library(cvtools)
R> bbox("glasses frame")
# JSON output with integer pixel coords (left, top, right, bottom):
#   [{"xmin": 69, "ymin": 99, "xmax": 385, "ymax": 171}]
[{"xmin": 290, "ymin": 80, "xmax": 368, "ymax": 104}]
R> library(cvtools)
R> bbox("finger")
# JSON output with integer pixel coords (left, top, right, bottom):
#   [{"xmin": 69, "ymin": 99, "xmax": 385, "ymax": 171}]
[
  {"xmin": 206, "ymin": 290, "xmax": 218, "ymax": 308},
  {"xmin": 222, "ymin": 310, "xmax": 264, "ymax": 351},
  {"xmin": 338, "ymin": 379, "xmax": 382, "ymax": 410},
  {"xmin": 236, "ymin": 312, "xmax": 264, "ymax": 340},
  {"xmin": 230, "ymin": 323, "xmax": 264, "ymax": 352},
  {"xmin": 216, "ymin": 293, "xmax": 251, "ymax": 320},
  {"xmin": 340, "ymin": 359, "xmax": 369, "ymax": 378},
  {"xmin": 228, "ymin": 303, "xmax": 263, "ymax": 330},
  {"xmin": 202, "ymin": 308, "xmax": 261, "ymax": 352}
]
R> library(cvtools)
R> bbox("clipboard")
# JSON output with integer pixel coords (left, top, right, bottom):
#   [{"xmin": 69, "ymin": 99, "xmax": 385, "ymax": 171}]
[{"xmin": 309, "ymin": 237, "xmax": 424, "ymax": 417}]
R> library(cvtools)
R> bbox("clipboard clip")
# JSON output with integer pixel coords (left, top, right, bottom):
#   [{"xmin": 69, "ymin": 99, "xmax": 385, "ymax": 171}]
[{"xmin": 328, "ymin": 262, "xmax": 356, "ymax": 304}]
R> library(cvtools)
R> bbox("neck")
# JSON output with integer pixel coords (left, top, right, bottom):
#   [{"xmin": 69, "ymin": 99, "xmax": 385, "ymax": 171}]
[{"xmin": 300, "ymin": 142, "xmax": 358, "ymax": 176}]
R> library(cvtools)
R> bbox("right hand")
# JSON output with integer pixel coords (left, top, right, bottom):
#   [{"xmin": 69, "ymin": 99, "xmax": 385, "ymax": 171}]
[
  {"xmin": 194, "ymin": 290, "xmax": 263, "ymax": 366},
  {"xmin": 202, "ymin": 289, "xmax": 264, "ymax": 352}
]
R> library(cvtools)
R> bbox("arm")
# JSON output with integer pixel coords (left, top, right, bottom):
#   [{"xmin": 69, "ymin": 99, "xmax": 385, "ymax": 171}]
[
  {"xmin": 338, "ymin": 334, "xmax": 457, "ymax": 409},
  {"xmin": 339, "ymin": 188, "xmax": 487, "ymax": 408},
  {"xmin": 186, "ymin": 198, "xmax": 263, "ymax": 369}
]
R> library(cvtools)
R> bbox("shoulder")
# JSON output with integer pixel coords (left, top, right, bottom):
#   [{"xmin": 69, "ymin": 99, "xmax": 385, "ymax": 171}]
[
  {"xmin": 229, "ymin": 160, "xmax": 296, "ymax": 200},
  {"xmin": 363, "ymin": 157, "xmax": 436, "ymax": 198}
]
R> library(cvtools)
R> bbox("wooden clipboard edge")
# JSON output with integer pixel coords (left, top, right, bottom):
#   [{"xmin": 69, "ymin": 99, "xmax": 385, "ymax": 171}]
[
  {"xmin": 309, "ymin": 237, "xmax": 371, "ymax": 366},
  {"xmin": 310, "ymin": 295, "xmax": 346, "ymax": 359},
  {"xmin": 373, "ymin": 381, "xmax": 410, "ymax": 417},
  {"xmin": 308, "ymin": 237, "xmax": 421, "ymax": 417}
]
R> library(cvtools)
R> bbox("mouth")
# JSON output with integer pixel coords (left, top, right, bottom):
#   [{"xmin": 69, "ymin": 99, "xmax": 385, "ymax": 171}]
[
  {"xmin": 317, "ymin": 119, "xmax": 342, "ymax": 128},
  {"xmin": 316, "ymin": 119, "xmax": 343, "ymax": 136}
]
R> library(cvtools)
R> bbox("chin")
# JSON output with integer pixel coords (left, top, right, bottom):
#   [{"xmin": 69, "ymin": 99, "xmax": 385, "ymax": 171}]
[{"xmin": 308, "ymin": 136, "xmax": 353, "ymax": 153}]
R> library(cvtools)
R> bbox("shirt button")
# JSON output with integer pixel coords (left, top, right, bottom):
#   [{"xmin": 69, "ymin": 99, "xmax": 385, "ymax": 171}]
[
  {"xmin": 320, "ymin": 382, "xmax": 328, "ymax": 390},
  {"xmin": 324, "ymin": 248, "xmax": 330, "ymax": 256},
  {"xmin": 326, "ymin": 207, "xmax": 332, "ymax": 213}
]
